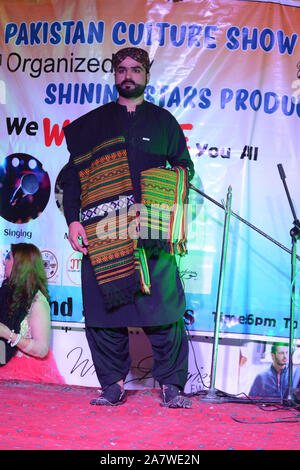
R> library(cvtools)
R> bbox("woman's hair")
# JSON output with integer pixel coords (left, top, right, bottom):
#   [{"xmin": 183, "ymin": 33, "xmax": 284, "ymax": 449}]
[{"xmin": 8, "ymin": 243, "xmax": 49, "ymax": 313}]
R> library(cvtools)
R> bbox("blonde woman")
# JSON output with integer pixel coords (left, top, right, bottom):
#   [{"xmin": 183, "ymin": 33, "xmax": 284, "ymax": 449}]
[{"xmin": 0, "ymin": 243, "xmax": 64, "ymax": 384}]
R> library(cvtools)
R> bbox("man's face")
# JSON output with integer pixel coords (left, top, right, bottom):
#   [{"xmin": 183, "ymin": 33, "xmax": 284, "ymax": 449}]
[
  {"xmin": 114, "ymin": 56, "xmax": 149, "ymax": 99},
  {"xmin": 272, "ymin": 346, "xmax": 289, "ymax": 369}
]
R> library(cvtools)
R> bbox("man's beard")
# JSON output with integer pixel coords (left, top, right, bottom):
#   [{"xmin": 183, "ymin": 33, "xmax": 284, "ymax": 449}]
[
  {"xmin": 275, "ymin": 356, "xmax": 287, "ymax": 368},
  {"xmin": 116, "ymin": 80, "xmax": 146, "ymax": 98}
]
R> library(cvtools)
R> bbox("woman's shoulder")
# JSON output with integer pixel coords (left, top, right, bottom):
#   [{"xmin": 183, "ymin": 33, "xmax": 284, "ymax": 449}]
[
  {"xmin": 33, "ymin": 290, "xmax": 48, "ymax": 302},
  {"xmin": 30, "ymin": 291, "xmax": 50, "ymax": 314}
]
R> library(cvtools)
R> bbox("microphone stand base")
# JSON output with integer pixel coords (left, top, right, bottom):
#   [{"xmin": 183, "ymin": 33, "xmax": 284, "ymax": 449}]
[{"xmin": 199, "ymin": 389, "xmax": 228, "ymax": 404}]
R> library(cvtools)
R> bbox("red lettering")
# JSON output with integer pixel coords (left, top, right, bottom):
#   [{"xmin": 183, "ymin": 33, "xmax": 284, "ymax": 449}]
[
  {"xmin": 180, "ymin": 123, "xmax": 193, "ymax": 149},
  {"xmin": 70, "ymin": 258, "xmax": 81, "ymax": 270},
  {"xmin": 43, "ymin": 117, "xmax": 70, "ymax": 147}
]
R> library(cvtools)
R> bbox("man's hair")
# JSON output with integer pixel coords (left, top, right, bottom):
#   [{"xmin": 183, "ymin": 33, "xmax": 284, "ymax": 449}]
[{"xmin": 271, "ymin": 342, "xmax": 288, "ymax": 354}]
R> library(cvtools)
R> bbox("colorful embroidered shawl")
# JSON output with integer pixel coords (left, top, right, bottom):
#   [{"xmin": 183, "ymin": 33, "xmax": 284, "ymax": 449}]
[{"xmin": 74, "ymin": 136, "xmax": 189, "ymax": 309}]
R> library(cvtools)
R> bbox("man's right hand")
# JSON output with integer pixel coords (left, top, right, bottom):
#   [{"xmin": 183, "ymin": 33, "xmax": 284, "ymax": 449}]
[{"xmin": 68, "ymin": 221, "xmax": 88, "ymax": 255}]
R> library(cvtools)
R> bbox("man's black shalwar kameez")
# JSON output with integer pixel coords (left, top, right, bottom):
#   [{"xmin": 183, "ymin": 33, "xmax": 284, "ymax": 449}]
[{"xmin": 62, "ymin": 100, "xmax": 194, "ymax": 389}]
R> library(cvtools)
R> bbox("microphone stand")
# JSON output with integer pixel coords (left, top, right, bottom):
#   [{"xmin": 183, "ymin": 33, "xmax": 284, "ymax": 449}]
[
  {"xmin": 190, "ymin": 175, "xmax": 300, "ymax": 405},
  {"xmin": 199, "ymin": 186, "xmax": 232, "ymax": 403},
  {"xmin": 277, "ymin": 164, "xmax": 300, "ymax": 404},
  {"xmin": 190, "ymin": 185, "xmax": 300, "ymax": 263}
]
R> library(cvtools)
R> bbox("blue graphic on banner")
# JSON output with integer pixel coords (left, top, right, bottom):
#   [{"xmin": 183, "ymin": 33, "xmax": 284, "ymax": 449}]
[{"xmin": 48, "ymin": 285, "xmax": 84, "ymax": 324}]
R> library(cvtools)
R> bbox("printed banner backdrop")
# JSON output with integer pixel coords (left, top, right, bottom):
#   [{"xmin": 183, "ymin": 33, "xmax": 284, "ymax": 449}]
[{"xmin": 0, "ymin": 0, "xmax": 300, "ymax": 346}]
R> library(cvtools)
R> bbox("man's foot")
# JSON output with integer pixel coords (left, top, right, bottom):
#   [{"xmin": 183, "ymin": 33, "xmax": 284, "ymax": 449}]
[
  {"xmin": 90, "ymin": 383, "xmax": 126, "ymax": 406},
  {"xmin": 160, "ymin": 384, "xmax": 192, "ymax": 408}
]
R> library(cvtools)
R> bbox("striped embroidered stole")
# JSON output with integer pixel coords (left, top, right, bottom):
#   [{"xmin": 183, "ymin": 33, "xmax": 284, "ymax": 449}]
[
  {"xmin": 74, "ymin": 136, "xmax": 189, "ymax": 309},
  {"xmin": 139, "ymin": 167, "xmax": 189, "ymax": 256}
]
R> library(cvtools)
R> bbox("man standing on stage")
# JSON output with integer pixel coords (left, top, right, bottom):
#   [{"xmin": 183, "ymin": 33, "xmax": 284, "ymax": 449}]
[{"xmin": 62, "ymin": 47, "xmax": 194, "ymax": 408}]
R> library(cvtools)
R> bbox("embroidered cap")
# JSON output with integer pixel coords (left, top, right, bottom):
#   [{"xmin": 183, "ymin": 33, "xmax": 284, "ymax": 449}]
[{"xmin": 112, "ymin": 47, "xmax": 151, "ymax": 72}]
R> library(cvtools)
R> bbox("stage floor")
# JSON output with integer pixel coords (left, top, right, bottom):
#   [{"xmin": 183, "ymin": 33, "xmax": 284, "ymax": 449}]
[{"xmin": 1, "ymin": 379, "xmax": 300, "ymax": 452}]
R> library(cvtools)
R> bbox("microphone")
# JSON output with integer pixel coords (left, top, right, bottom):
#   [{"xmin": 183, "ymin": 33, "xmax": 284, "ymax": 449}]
[
  {"xmin": 277, "ymin": 163, "xmax": 286, "ymax": 181},
  {"xmin": 9, "ymin": 173, "xmax": 39, "ymax": 205}
]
